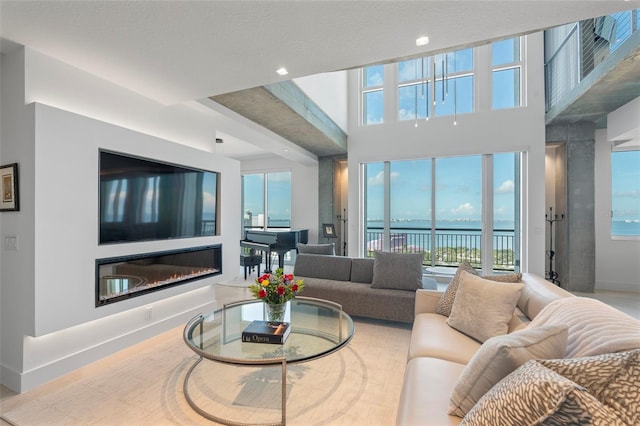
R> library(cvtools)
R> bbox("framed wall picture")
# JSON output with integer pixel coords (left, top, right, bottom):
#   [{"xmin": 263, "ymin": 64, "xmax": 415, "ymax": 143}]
[
  {"xmin": 0, "ymin": 163, "xmax": 19, "ymax": 212},
  {"xmin": 321, "ymin": 223, "xmax": 337, "ymax": 238}
]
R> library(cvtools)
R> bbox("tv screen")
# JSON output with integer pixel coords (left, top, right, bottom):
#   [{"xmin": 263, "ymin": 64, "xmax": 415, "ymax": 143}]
[{"xmin": 99, "ymin": 150, "xmax": 219, "ymax": 244}]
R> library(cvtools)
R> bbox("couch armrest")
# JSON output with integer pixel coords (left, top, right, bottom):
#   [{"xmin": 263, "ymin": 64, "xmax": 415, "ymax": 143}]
[{"xmin": 415, "ymin": 289, "xmax": 443, "ymax": 316}]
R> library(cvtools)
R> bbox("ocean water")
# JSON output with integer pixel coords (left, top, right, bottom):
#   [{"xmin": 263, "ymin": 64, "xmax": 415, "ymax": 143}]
[{"xmin": 612, "ymin": 220, "xmax": 640, "ymax": 237}]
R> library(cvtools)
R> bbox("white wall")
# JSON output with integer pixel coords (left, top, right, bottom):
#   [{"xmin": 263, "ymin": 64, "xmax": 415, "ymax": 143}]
[
  {"xmin": 594, "ymin": 128, "xmax": 640, "ymax": 292},
  {"xmin": 346, "ymin": 33, "xmax": 548, "ymax": 276},
  {"xmin": 0, "ymin": 47, "xmax": 243, "ymax": 392},
  {"xmin": 294, "ymin": 71, "xmax": 348, "ymax": 133}
]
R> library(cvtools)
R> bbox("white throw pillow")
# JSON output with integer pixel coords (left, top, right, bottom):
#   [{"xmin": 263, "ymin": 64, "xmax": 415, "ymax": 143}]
[
  {"xmin": 446, "ymin": 271, "xmax": 524, "ymax": 343},
  {"xmin": 449, "ymin": 324, "xmax": 568, "ymax": 417}
]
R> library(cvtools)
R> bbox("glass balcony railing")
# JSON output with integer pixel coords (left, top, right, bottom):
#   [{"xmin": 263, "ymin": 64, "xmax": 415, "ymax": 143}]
[{"xmin": 365, "ymin": 227, "xmax": 516, "ymax": 271}]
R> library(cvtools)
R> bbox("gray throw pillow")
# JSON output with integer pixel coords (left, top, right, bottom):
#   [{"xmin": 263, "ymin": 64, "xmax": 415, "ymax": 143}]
[
  {"xmin": 297, "ymin": 243, "xmax": 335, "ymax": 255},
  {"xmin": 351, "ymin": 258, "xmax": 375, "ymax": 283},
  {"xmin": 371, "ymin": 251, "xmax": 423, "ymax": 291}
]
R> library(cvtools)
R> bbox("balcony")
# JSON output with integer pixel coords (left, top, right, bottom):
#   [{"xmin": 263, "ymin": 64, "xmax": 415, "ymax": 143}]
[{"xmin": 365, "ymin": 227, "xmax": 516, "ymax": 272}]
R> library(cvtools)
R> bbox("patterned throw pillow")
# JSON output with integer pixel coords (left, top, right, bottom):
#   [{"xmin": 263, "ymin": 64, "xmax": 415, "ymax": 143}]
[
  {"xmin": 539, "ymin": 349, "xmax": 640, "ymax": 425},
  {"xmin": 461, "ymin": 360, "xmax": 625, "ymax": 426},
  {"xmin": 481, "ymin": 272, "xmax": 522, "ymax": 283},
  {"xmin": 435, "ymin": 261, "xmax": 477, "ymax": 316},
  {"xmin": 449, "ymin": 324, "xmax": 568, "ymax": 417}
]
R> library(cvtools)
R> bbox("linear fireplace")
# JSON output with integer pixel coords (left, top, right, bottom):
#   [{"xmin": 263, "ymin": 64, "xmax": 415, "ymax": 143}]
[{"xmin": 96, "ymin": 244, "xmax": 222, "ymax": 307}]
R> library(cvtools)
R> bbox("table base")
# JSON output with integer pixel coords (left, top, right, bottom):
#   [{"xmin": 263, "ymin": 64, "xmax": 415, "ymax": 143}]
[{"xmin": 184, "ymin": 356, "xmax": 287, "ymax": 426}]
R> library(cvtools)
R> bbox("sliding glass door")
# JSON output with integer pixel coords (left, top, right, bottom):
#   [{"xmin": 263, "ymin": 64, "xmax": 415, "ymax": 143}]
[{"xmin": 363, "ymin": 153, "xmax": 520, "ymax": 273}]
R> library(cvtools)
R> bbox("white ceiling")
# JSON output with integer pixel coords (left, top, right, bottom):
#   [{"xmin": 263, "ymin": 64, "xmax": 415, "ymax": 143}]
[{"xmin": 2, "ymin": 0, "xmax": 639, "ymax": 158}]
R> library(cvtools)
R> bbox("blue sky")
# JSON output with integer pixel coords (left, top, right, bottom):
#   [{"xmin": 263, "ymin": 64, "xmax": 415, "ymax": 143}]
[
  {"xmin": 612, "ymin": 150, "xmax": 640, "ymax": 220},
  {"xmin": 366, "ymin": 153, "xmax": 517, "ymax": 223}
]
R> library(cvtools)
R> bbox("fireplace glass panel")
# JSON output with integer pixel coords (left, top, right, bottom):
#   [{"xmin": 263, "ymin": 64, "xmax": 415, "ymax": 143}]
[{"xmin": 96, "ymin": 244, "xmax": 221, "ymax": 306}]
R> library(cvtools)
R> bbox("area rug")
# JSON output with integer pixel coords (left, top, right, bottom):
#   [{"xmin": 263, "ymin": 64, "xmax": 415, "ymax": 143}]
[{"xmin": 1, "ymin": 319, "xmax": 411, "ymax": 426}]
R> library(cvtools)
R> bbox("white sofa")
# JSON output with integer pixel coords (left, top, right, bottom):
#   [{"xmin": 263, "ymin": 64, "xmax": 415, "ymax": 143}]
[{"xmin": 396, "ymin": 272, "xmax": 640, "ymax": 425}]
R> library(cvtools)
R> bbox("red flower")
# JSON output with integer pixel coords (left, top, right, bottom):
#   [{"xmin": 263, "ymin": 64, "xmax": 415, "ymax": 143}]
[
  {"xmin": 284, "ymin": 274, "xmax": 293, "ymax": 282},
  {"xmin": 258, "ymin": 289, "xmax": 267, "ymax": 298},
  {"xmin": 292, "ymin": 284, "xmax": 299, "ymax": 292},
  {"xmin": 259, "ymin": 274, "xmax": 271, "ymax": 282},
  {"xmin": 277, "ymin": 286, "xmax": 285, "ymax": 295}
]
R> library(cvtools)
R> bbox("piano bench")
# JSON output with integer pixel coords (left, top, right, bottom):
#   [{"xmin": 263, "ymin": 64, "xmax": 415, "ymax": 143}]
[{"xmin": 240, "ymin": 254, "xmax": 262, "ymax": 280}]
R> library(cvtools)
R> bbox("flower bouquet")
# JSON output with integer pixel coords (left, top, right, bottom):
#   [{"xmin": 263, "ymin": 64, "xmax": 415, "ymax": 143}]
[{"xmin": 248, "ymin": 268, "xmax": 304, "ymax": 305}]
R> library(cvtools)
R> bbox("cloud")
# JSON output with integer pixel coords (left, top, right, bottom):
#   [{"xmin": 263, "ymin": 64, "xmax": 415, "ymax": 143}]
[
  {"xmin": 451, "ymin": 202, "xmax": 475, "ymax": 215},
  {"xmin": 496, "ymin": 180, "xmax": 515, "ymax": 193},
  {"xmin": 203, "ymin": 191, "xmax": 217, "ymax": 210},
  {"xmin": 368, "ymin": 171, "xmax": 399, "ymax": 185},
  {"xmin": 613, "ymin": 190, "xmax": 640, "ymax": 198}
]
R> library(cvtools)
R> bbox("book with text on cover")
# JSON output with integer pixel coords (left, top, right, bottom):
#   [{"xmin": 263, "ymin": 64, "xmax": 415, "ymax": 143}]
[{"xmin": 242, "ymin": 320, "xmax": 291, "ymax": 344}]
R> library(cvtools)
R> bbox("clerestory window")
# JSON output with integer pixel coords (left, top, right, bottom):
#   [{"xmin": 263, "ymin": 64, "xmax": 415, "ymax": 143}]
[{"xmin": 492, "ymin": 37, "xmax": 522, "ymax": 109}]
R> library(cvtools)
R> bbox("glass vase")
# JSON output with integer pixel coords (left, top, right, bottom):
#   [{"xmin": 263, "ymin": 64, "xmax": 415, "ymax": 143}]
[{"xmin": 265, "ymin": 302, "xmax": 286, "ymax": 322}]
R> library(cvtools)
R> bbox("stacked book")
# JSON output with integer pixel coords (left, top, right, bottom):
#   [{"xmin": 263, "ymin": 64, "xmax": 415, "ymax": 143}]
[{"xmin": 242, "ymin": 320, "xmax": 291, "ymax": 344}]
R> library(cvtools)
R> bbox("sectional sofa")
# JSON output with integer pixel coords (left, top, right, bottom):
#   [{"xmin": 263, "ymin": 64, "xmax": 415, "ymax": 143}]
[
  {"xmin": 396, "ymin": 268, "xmax": 640, "ymax": 425},
  {"xmin": 293, "ymin": 252, "xmax": 436, "ymax": 323}
]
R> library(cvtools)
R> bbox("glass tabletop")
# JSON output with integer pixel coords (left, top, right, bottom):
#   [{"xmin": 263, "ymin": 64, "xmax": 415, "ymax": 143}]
[{"xmin": 183, "ymin": 297, "xmax": 355, "ymax": 365}]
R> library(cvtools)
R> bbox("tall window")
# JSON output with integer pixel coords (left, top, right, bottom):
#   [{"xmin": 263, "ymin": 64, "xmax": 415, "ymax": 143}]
[
  {"xmin": 492, "ymin": 37, "xmax": 522, "ymax": 109},
  {"xmin": 398, "ymin": 57, "xmax": 430, "ymax": 121},
  {"xmin": 611, "ymin": 150, "xmax": 640, "ymax": 237},
  {"xmin": 434, "ymin": 49, "xmax": 474, "ymax": 117},
  {"xmin": 242, "ymin": 171, "xmax": 292, "ymax": 230},
  {"xmin": 362, "ymin": 65, "xmax": 384, "ymax": 125},
  {"xmin": 363, "ymin": 153, "xmax": 521, "ymax": 272},
  {"xmin": 493, "ymin": 153, "xmax": 520, "ymax": 269},
  {"xmin": 397, "ymin": 49, "xmax": 474, "ymax": 122}
]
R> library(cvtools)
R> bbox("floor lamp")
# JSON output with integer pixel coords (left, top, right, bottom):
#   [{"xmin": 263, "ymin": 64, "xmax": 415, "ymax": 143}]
[
  {"xmin": 337, "ymin": 209, "xmax": 347, "ymax": 256},
  {"xmin": 545, "ymin": 206, "xmax": 564, "ymax": 285}
]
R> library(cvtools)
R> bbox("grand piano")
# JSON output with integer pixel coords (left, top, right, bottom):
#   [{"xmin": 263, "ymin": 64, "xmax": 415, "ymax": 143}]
[{"xmin": 241, "ymin": 228, "xmax": 309, "ymax": 272}]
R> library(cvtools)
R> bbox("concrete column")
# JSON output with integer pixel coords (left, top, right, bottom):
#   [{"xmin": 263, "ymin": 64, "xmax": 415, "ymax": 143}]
[
  {"xmin": 318, "ymin": 157, "xmax": 336, "ymax": 244},
  {"xmin": 546, "ymin": 123, "xmax": 595, "ymax": 292}
]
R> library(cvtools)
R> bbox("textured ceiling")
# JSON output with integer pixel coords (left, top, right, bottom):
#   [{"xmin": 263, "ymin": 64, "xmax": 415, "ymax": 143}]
[
  {"xmin": 3, "ymin": 1, "xmax": 639, "ymax": 105},
  {"xmin": 2, "ymin": 1, "xmax": 639, "ymax": 158}
]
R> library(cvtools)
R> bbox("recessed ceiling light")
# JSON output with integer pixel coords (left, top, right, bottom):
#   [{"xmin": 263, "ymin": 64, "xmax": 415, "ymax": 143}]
[
  {"xmin": 416, "ymin": 36, "xmax": 430, "ymax": 46},
  {"xmin": 276, "ymin": 67, "xmax": 288, "ymax": 76}
]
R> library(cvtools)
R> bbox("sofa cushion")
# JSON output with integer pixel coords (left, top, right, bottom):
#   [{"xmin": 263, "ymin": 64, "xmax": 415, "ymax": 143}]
[
  {"xmin": 528, "ymin": 296, "xmax": 640, "ymax": 358},
  {"xmin": 408, "ymin": 313, "xmax": 481, "ymax": 363},
  {"xmin": 435, "ymin": 261, "xmax": 477, "ymax": 316},
  {"xmin": 396, "ymin": 357, "xmax": 466, "ymax": 426},
  {"xmin": 293, "ymin": 253, "xmax": 352, "ymax": 281},
  {"xmin": 447, "ymin": 272, "xmax": 524, "ymax": 343},
  {"xmin": 350, "ymin": 257, "xmax": 374, "ymax": 283},
  {"xmin": 297, "ymin": 243, "xmax": 335, "ymax": 255},
  {"xmin": 539, "ymin": 349, "xmax": 640, "ymax": 426},
  {"xmin": 449, "ymin": 324, "xmax": 568, "ymax": 417},
  {"xmin": 516, "ymin": 273, "xmax": 572, "ymax": 320},
  {"xmin": 371, "ymin": 251, "xmax": 422, "ymax": 291},
  {"xmin": 461, "ymin": 360, "xmax": 625, "ymax": 425}
]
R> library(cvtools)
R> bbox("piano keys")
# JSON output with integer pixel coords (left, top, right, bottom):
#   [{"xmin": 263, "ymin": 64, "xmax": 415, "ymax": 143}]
[{"xmin": 241, "ymin": 228, "xmax": 309, "ymax": 272}]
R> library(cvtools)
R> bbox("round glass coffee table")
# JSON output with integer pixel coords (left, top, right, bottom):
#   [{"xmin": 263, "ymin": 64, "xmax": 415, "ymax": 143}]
[{"xmin": 183, "ymin": 297, "xmax": 355, "ymax": 425}]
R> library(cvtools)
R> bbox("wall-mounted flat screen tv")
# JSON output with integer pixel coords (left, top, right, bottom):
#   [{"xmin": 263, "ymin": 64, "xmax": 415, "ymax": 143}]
[{"xmin": 99, "ymin": 150, "xmax": 219, "ymax": 244}]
